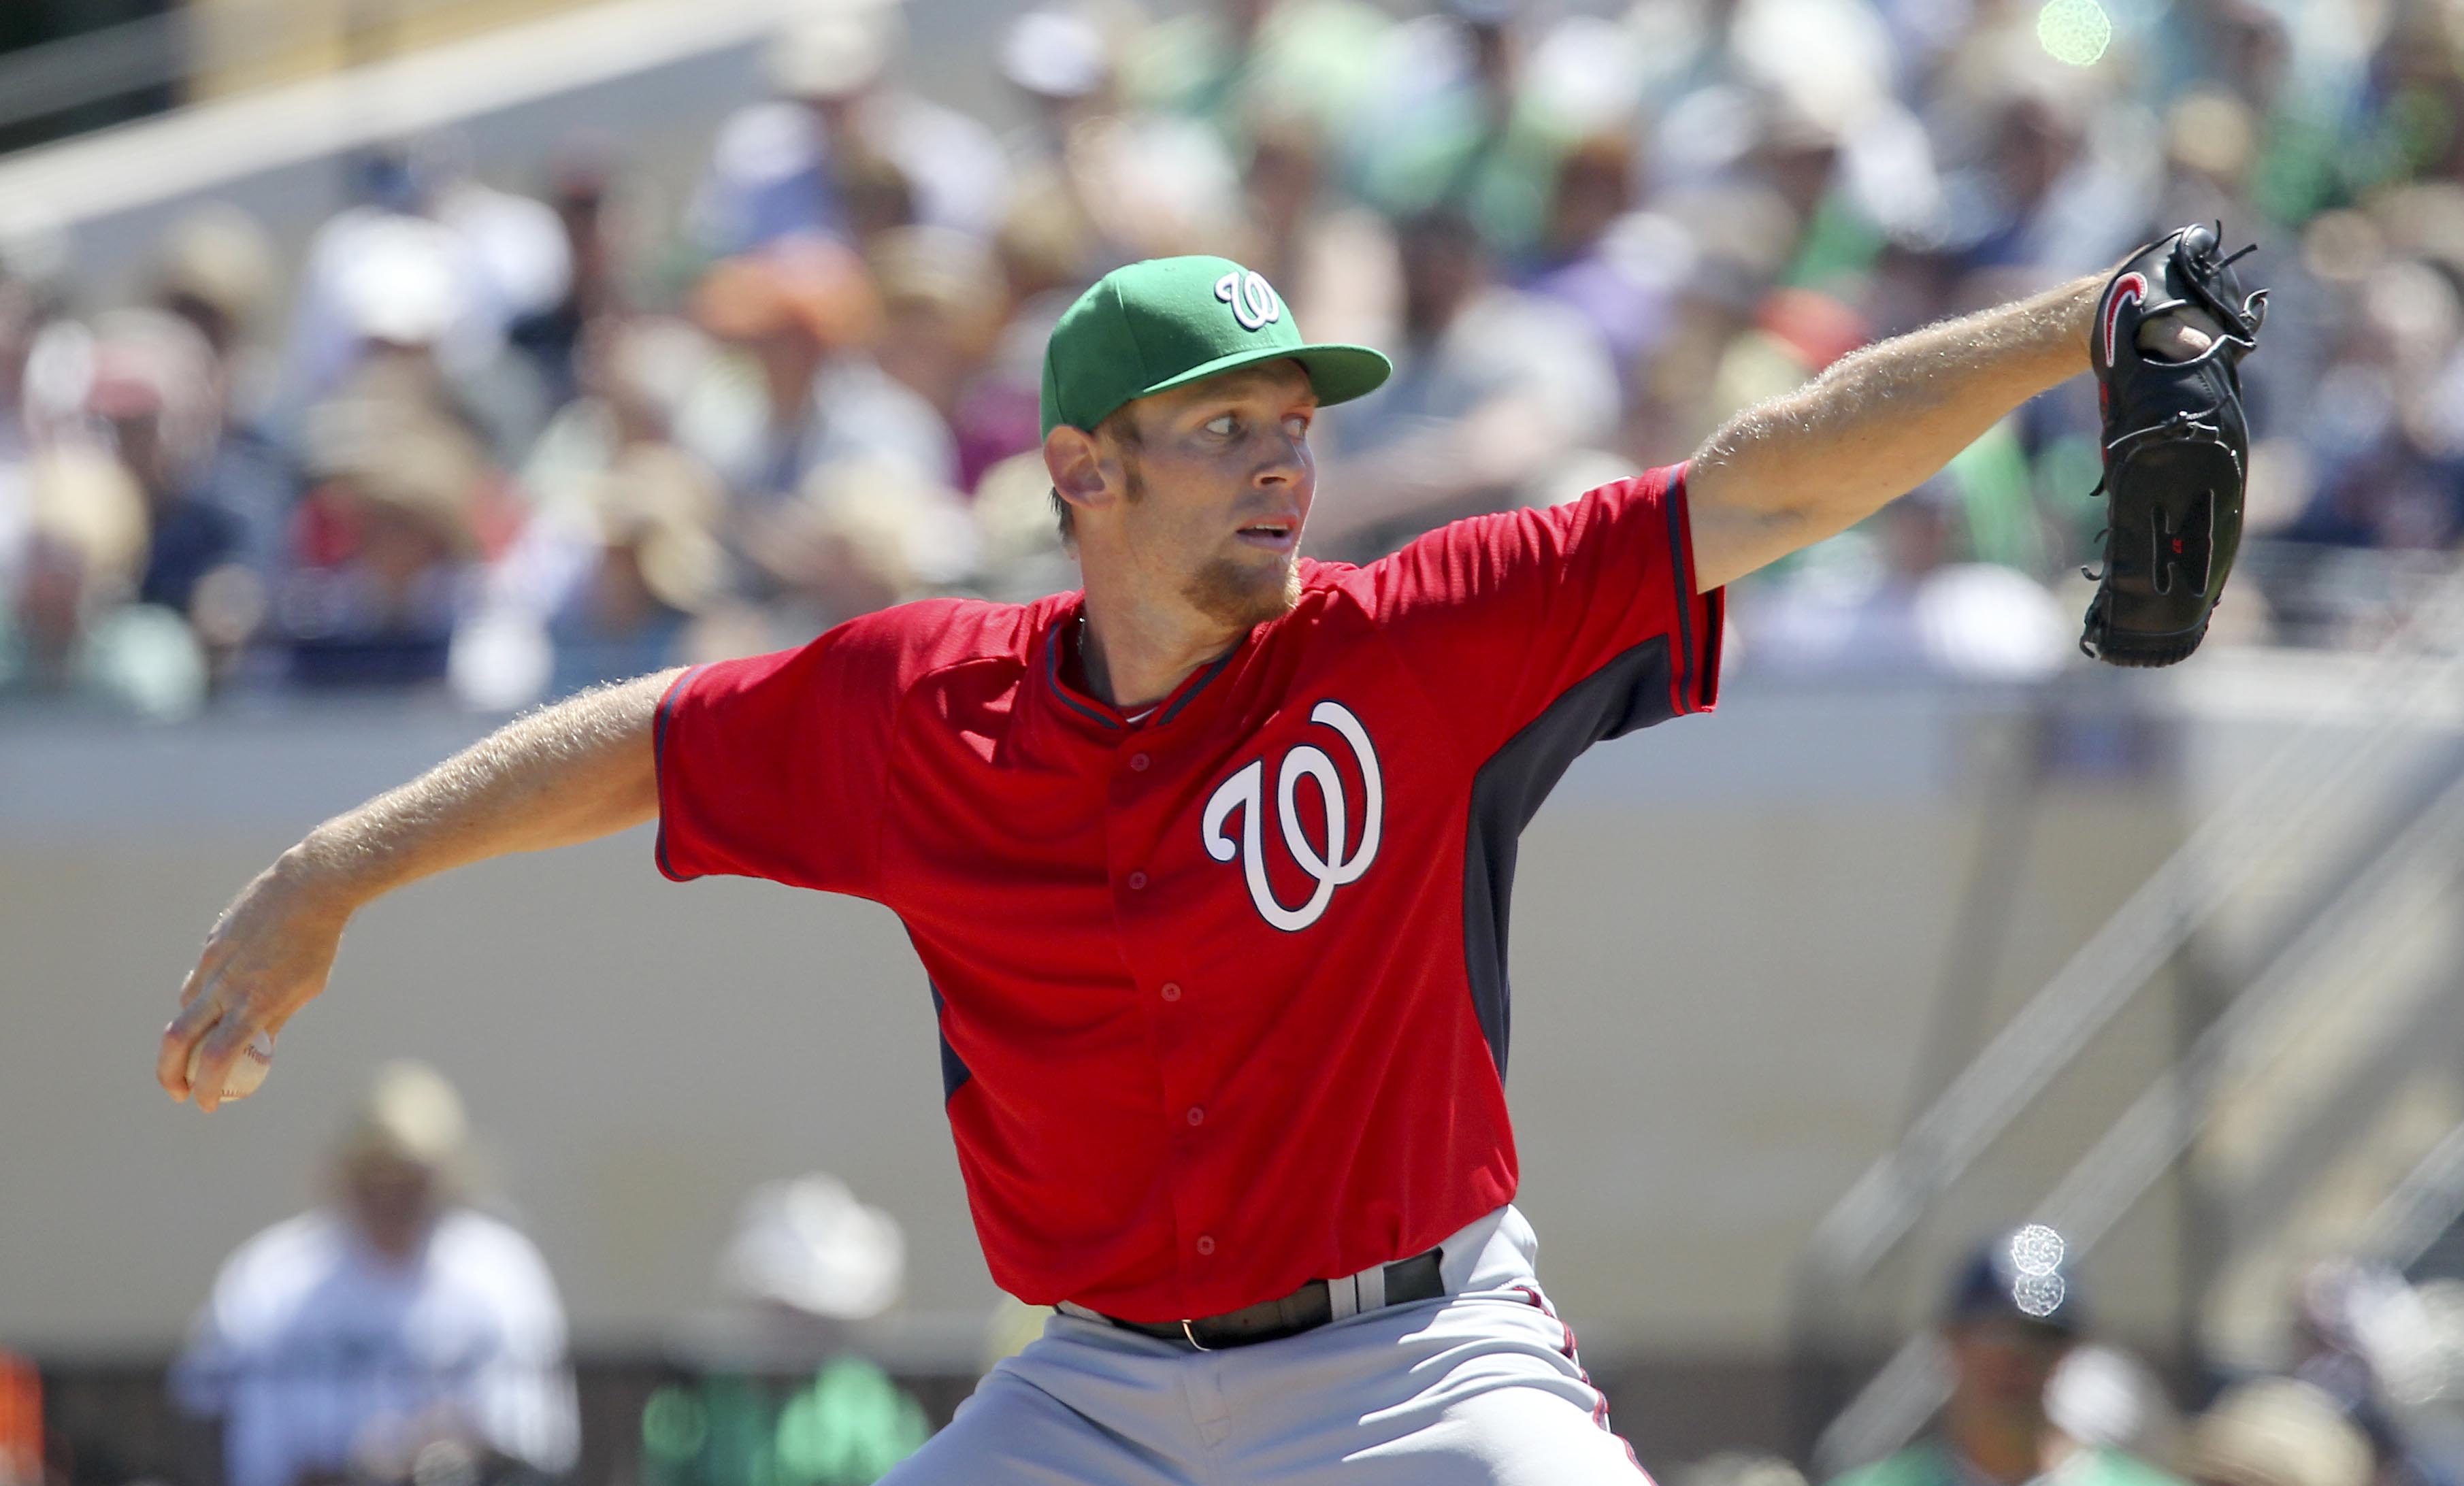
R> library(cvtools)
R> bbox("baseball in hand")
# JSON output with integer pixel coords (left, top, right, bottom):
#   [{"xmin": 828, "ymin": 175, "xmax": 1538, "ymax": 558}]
[{"xmin": 187, "ymin": 1029, "xmax": 276, "ymax": 1104}]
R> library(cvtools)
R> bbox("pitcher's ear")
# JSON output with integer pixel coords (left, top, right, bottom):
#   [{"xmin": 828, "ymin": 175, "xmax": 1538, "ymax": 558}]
[{"xmin": 1046, "ymin": 425, "xmax": 1114, "ymax": 518}]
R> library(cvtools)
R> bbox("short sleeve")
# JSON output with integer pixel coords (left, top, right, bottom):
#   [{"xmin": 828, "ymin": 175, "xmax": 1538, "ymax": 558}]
[
  {"xmin": 654, "ymin": 611, "xmax": 913, "ymax": 897},
  {"xmin": 1365, "ymin": 463, "xmax": 1722, "ymax": 763}
]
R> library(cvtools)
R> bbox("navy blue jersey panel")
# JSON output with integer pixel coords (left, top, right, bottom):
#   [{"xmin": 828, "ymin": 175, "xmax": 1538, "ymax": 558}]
[
  {"xmin": 1460, "ymin": 635, "xmax": 1679, "ymax": 1077},
  {"xmin": 930, "ymin": 983, "xmax": 973, "ymax": 1100}
]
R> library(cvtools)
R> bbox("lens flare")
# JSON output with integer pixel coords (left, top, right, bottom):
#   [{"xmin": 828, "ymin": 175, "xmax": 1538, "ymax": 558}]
[{"xmin": 2037, "ymin": 0, "xmax": 2112, "ymax": 67}]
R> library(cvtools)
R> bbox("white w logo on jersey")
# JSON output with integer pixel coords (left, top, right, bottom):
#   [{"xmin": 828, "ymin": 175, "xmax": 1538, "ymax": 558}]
[{"xmin": 1202, "ymin": 701, "xmax": 1382, "ymax": 932}]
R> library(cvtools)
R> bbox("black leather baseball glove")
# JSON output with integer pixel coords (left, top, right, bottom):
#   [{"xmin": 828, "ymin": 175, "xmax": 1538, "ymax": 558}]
[{"xmin": 2079, "ymin": 224, "xmax": 2267, "ymax": 667}]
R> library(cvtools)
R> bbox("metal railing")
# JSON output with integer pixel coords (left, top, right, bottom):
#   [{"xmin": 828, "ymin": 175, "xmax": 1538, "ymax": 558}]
[
  {"xmin": 1812, "ymin": 735, "xmax": 2464, "ymax": 1472},
  {"xmin": 2363, "ymin": 1120, "xmax": 2464, "ymax": 1274},
  {"xmin": 1798, "ymin": 565, "xmax": 2464, "ymax": 1472},
  {"xmin": 1805, "ymin": 571, "xmax": 2464, "ymax": 1285}
]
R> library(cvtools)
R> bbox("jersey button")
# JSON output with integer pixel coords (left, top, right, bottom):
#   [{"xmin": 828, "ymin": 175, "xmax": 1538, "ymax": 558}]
[
  {"xmin": 1160, "ymin": 982, "xmax": 1182, "ymax": 1002},
  {"xmin": 1130, "ymin": 752, "xmax": 1151, "ymax": 772},
  {"xmin": 1185, "ymin": 1106, "xmax": 1205, "ymax": 1127},
  {"xmin": 1195, "ymin": 1234, "xmax": 1217, "ymax": 1257},
  {"xmin": 1127, "ymin": 870, "xmax": 1149, "ymax": 891}
]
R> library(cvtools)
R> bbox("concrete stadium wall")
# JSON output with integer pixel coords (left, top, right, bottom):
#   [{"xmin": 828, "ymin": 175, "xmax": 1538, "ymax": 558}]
[
  {"xmin": 0, "ymin": 677, "xmax": 2186, "ymax": 1355},
  {"xmin": 5, "ymin": 659, "xmax": 2448, "ymax": 1377}
]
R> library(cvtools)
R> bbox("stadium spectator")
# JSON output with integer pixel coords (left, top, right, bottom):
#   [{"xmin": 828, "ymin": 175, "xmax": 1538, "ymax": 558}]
[
  {"xmin": 4, "ymin": 444, "xmax": 154, "ymax": 697},
  {"xmin": 741, "ymin": 452, "xmax": 978, "ymax": 631},
  {"xmin": 85, "ymin": 312, "xmax": 280, "ymax": 624},
  {"xmin": 1226, "ymin": 116, "xmax": 1400, "ymax": 354},
  {"xmin": 1745, "ymin": 478, "xmax": 2071, "ymax": 681},
  {"xmin": 509, "ymin": 138, "xmax": 633, "ymax": 409},
  {"xmin": 866, "ymin": 226, "xmax": 1025, "ymax": 490},
  {"xmin": 1826, "ymin": 1232, "xmax": 2184, "ymax": 1486},
  {"xmin": 171, "ymin": 1061, "xmax": 578, "ymax": 1486},
  {"xmin": 672, "ymin": 240, "xmax": 957, "ymax": 518},
  {"xmin": 282, "ymin": 142, "xmax": 562, "ymax": 462},
  {"xmin": 996, "ymin": 5, "xmax": 1243, "ymax": 274},
  {"xmin": 2281, "ymin": 1259, "xmax": 2462, "ymax": 1486},
  {"xmin": 1352, "ymin": 0, "xmax": 1576, "ymax": 263},
  {"xmin": 150, "ymin": 204, "xmax": 281, "ymax": 395},
  {"xmin": 642, "ymin": 1174, "xmax": 927, "ymax": 1482},
  {"xmin": 2180, "ymin": 1376, "xmax": 2373, "ymax": 1486},
  {"xmin": 16, "ymin": 0, "xmax": 2464, "ymax": 696},
  {"xmin": 1311, "ymin": 208, "xmax": 1619, "ymax": 559},
  {"xmin": 1124, "ymin": 0, "xmax": 1392, "ymax": 158},
  {"xmin": 1521, "ymin": 132, "xmax": 1688, "ymax": 397},
  {"xmin": 689, "ymin": 4, "xmax": 1006, "ymax": 257},
  {"xmin": 278, "ymin": 376, "xmax": 502, "ymax": 690}
]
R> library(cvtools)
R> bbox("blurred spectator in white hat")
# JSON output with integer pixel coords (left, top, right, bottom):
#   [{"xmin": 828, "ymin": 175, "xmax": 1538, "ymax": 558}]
[
  {"xmin": 171, "ymin": 1061, "xmax": 577, "ymax": 1486},
  {"xmin": 2180, "ymin": 1376, "xmax": 2373, "ymax": 1486},
  {"xmin": 999, "ymin": 3, "xmax": 1245, "ymax": 276},
  {"xmin": 721, "ymin": 1173, "xmax": 906, "ymax": 1326},
  {"xmin": 970, "ymin": 447, "xmax": 1077, "ymax": 604},
  {"xmin": 281, "ymin": 140, "xmax": 561, "ymax": 463},
  {"xmin": 278, "ymin": 386, "xmax": 502, "ymax": 691},
  {"xmin": 644, "ymin": 1174, "xmax": 925, "ymax": 1482},
  {"xmin": 690, "ymin": 0, "xmax": 1006, "ymax": 259},
  {"xmin": 151, "ymin": 203, "xmax": 282, "ymax": 418},
  {"xmin": 0, "ymin": 444, "xmax": 162, "ymax": 697},
  {"xmin": 542, "ymin": 443, "xmax": 727, "ymax": 695}
]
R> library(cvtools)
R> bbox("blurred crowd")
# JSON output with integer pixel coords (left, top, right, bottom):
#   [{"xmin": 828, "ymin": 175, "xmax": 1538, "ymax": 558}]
[
  {"xmin": 136, "ymin": 1159, "xmax": 2464, "ymax": 1486},
  {"xmin": 161, "ymin": 1061, "xmax": 930, "ymax": 1486},
  {"xmin": 8, "ymin": 0, "xmax": 2464, "ymax": 715},
  {"xmin": 1735, "ymin": 1229, "xmax": 2464, "ymax": 1486}
]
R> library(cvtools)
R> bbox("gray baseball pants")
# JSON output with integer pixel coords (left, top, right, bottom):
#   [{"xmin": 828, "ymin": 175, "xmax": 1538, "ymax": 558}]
[{"xmin": 878, "ymin": 1206, "xmax": 1651, "ymax": 1485}]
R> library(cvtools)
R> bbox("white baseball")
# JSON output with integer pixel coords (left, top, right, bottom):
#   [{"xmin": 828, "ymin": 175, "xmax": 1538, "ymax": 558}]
[{"xmin": 187, "ymin": 1029, "xmax": 276, "ymax": 1103}]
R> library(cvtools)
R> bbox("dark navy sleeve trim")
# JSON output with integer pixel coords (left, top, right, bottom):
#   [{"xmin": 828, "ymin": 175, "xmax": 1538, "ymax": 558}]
[
  {"xmin": 651, "ymin": 665, "xmax": 704, "ymax": 882},
  {"xmin": 1662, "ymin": 461, "xmax": 1720, "ymax": 715}
]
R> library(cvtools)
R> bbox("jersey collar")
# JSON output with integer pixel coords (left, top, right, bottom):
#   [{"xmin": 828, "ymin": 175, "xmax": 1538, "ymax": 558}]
[{"xmin": 1040, "ymin": 597, "xmax": 1249, "ymax": 737}]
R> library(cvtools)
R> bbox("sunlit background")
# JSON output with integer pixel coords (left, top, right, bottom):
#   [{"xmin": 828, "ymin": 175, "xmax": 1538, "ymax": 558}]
[{"xmin": 5, "ymin": 0, "xmax": 2464, "ymax": 1482}]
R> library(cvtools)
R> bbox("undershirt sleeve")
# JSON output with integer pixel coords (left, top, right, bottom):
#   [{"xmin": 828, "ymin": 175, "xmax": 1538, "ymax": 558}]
[
  {"xmin": 651, "ymin": 610, "xmax": 912, "ymax": 898},
  {"xmin": 1364, "ymin": 462, "xmax": 1722, "ymax": 763}
]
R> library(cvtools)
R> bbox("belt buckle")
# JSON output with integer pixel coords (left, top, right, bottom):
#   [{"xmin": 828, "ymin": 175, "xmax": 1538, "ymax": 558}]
[{"xmin": 1179, "ymin": 1319, "xmax": 1213, "ymax": 1352}]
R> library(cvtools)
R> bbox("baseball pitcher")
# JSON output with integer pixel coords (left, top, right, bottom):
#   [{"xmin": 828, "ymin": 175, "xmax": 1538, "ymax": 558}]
[{"xmin": 161, "ymin": 242, "xmax": 2258, "ymax": 1483}]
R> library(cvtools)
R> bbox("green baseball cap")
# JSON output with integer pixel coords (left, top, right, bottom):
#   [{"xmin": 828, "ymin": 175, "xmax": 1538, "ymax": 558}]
[{"xmin": 1040, "ymin": 256, "xmax": 1392, "ymax": 437}]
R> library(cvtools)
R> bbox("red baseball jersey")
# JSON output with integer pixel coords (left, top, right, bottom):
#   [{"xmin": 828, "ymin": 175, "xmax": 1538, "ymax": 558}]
[{"xmin": 653, "ymin": 464, "xmax": 1722, "ymax": 1323}]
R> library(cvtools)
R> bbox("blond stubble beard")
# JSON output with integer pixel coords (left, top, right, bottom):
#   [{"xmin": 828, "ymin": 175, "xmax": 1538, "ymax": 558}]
[
  {"xmin": 1183, "ymin": 553, "xmax": 1302, "ymax": 631},
  {"xmin": 1115, "ymin": 446, "xmax": 1302, "ymax": 631}
]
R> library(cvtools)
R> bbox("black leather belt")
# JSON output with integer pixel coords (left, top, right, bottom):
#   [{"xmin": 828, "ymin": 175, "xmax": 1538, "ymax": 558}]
[{"xmin": 1091, "ymin": 1249, "xmax": 1446, "ymax": 1350}]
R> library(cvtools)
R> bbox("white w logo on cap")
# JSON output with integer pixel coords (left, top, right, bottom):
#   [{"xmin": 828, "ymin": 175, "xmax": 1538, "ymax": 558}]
[{"xmin": 1214, "ymin": 270, "xmax": 1284, "ymax": 333}]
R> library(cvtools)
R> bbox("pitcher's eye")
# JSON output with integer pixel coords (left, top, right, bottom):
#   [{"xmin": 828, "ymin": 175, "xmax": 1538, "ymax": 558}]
[
  {"xmin": 1204, "ymin": 414, "xmax": 1238, "ymax": 436},
  {"xmin": 1284, "ymin": 415, "xmax": 1312, "ymax": 440}
]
